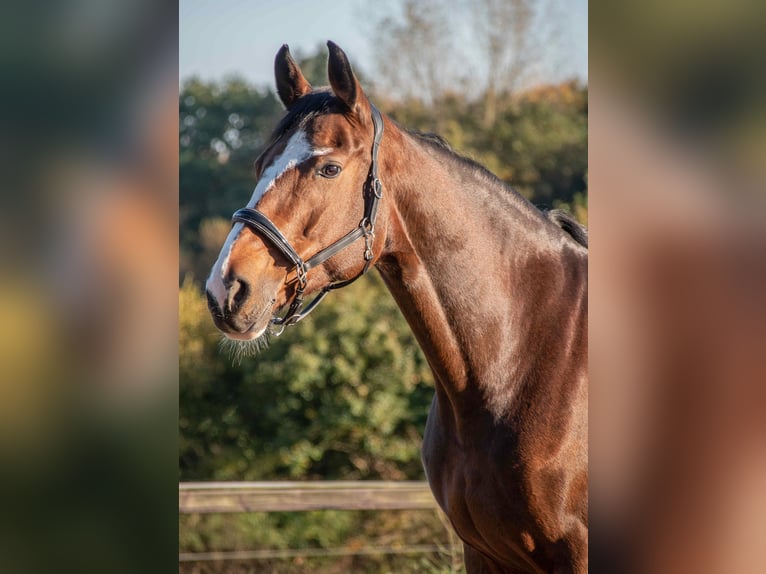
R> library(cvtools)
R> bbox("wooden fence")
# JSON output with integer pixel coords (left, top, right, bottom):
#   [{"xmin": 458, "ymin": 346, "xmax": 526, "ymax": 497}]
[
  {"xmin": 179, "ymin": 481, "xmax": 460, "ymax": 566},
  {"xmin": 179, "ymin": 481, "xmax": 438, "ymax": 513}
]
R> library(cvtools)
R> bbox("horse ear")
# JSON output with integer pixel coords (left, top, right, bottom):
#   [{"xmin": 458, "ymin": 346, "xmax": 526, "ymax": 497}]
[
  {"xmin": 327, "ymin": 41, "xmax": 369, "ymax": 117},
  {"xmin": 274, "ymin": 44, "xmax": 312, "ymax": 108}
]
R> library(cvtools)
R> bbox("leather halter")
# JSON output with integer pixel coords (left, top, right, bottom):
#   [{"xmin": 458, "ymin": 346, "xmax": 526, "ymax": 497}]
[{"xmin": 231, "ymin": 104, "xmax": 384, "ymax": 335}]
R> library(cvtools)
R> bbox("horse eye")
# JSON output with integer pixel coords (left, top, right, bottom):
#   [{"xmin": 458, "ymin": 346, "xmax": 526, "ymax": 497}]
[{"xmin": 320, "ymin": 164, "xmax": 341, "ymax": 178}]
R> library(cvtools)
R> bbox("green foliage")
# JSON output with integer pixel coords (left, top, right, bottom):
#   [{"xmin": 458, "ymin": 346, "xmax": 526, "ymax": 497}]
[{"xmin": 179, "ymin": 273, "xmax": 433, "ymax": 482}]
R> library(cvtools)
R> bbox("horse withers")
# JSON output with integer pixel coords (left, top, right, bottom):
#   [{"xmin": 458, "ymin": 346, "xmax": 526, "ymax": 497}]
[{"xmin": 206, "ymin": 41, "xmax": 588, "ymax": 573}]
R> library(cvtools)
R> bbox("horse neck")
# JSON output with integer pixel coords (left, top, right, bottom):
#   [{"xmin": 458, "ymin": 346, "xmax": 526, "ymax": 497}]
[{"xmin": 374, "ymin": 123, "xmax": 587, "ymax": 434}]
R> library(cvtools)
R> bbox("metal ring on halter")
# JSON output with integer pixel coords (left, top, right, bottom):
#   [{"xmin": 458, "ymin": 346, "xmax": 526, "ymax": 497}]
[{"xmin": 372, "ymin": 178, "xmax": 383, "ymax": 199}]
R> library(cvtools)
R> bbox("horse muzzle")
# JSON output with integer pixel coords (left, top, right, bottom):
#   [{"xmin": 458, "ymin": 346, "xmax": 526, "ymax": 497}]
[{"xmin": 205, "ymin": 273, "xmax": 279, "ymax": 340}]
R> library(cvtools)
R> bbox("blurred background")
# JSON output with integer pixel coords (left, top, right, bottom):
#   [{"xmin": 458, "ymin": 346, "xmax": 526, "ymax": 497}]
[
  {"xmin": 589, "ymin": 1, "xmax": 766, "ymax": 572},
  {"xmin": 0, "ymin": 1, "xmax": 178, "ymax": 573},
  {"xmin": 179, "ymin": 0, "xmax": 586, "ymax": 571},
  {"xmin": 2, "ymin": 0, "xmax": 763, "ymax": 572}
]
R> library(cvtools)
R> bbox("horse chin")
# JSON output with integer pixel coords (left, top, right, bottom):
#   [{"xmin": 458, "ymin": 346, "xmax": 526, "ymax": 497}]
[{"xmin": 222, "ymin": 322, "xmax": 269, "ymax": 341}]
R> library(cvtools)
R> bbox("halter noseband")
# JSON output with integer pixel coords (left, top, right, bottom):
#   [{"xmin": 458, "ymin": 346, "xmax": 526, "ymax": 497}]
[{"xmin": 231, "ymin": 104, "xmax": 384, "ymax": 336}]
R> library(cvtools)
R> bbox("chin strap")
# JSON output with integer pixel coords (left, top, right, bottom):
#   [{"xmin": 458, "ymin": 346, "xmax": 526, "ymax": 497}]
[{"xmin": 231, "ymin": 104, "xmax": 384, "ymax": 335}]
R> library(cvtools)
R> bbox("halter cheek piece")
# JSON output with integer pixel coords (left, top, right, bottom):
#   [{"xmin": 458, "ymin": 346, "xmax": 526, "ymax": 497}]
[{"xmin": 231, "ymin": 104, "xmax": 384, "ymax": 335}]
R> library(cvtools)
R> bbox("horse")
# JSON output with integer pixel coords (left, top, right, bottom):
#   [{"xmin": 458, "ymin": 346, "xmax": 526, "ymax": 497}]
[{"xmin": 206, "ymin": 41, "xmax": 588, "ymax": 573}]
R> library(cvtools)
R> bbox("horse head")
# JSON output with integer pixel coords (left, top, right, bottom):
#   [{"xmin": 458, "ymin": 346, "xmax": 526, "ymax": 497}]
[{"xmin": 206, "ymin": 42, "xmax": 386, "ymax": 341}]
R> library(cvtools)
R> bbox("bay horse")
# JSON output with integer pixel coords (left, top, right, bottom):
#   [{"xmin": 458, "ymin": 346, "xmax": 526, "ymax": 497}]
[{"xmin": 206, "ymin": 42, "xmax": 588, "ymax": 573}]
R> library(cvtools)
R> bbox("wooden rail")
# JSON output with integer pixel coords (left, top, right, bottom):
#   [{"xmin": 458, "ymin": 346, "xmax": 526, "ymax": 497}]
[
  {"xmin": 179, "ymin": 481, "xmax": 438, "ymax": 514},
  {"xmin": 179, "ymin": 545, "xmax": 445, "ymax": 562}
]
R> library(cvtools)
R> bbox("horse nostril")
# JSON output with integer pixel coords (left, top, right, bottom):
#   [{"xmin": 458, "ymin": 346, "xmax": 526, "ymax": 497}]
[
  {"xmin": 206, "ymin": 290, "xmax": 222, "ymax": 318},
  {"xmin": 226, "ymin": 276, "xmax": 250, "ymax": 314}
]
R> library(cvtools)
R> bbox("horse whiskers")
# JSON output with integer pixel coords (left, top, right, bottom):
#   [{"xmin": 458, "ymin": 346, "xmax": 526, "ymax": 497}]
[{"xmin": 218, "ymin": 333, "xmax": 270, "ymax": 364}]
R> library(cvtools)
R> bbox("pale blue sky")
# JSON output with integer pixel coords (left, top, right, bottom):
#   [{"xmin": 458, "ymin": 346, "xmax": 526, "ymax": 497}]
[{"xmin": 180, "ymin": 0, "xmax": 587, "ymax": 88}]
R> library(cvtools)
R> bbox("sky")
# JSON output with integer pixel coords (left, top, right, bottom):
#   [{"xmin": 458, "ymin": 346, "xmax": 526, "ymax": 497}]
[{"xmin": 180, "ymin": 0, "xmax": 587, "ymax": 89}]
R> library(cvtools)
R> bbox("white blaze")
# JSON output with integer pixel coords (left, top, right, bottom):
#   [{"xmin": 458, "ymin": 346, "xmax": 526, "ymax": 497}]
[{"xmin": 206, "ymin": 130, "xmax": 331, "ymax": 308}]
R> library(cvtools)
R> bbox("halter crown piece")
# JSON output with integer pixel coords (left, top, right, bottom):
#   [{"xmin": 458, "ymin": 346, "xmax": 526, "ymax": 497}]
[{"xmin": 231, "ymin": 104, "xmax": 384, "ymax": 336}]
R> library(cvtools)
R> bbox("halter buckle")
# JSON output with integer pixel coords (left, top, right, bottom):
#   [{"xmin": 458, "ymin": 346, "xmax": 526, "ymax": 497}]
[
  {"xmin": 358, "ymin": 218, "xmax": 375, "ymax": 261},
  {"xmin": 294, "ymin": 263, "xmax": 308, "ymax": 290},
  {"xmin": 363, "ymin": 229, "xmax": 375, "ymax": 261}
]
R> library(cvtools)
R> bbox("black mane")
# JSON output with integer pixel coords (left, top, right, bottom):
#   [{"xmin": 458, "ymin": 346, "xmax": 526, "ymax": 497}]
[{"xmin": 546, "ymin": 209, "xmax": 588, "ymax": 247}]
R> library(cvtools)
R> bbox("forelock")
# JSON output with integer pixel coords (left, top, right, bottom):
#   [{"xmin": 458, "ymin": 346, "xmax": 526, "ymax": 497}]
[{"xmin": 272, "ymin": 89, "xmax": 338, "ymax": 139}]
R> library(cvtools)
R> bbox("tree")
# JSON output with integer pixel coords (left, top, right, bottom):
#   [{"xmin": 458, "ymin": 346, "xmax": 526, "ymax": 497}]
[
  {"xmin": 370, "ymin": 0, "xmax": 461, "ymax": 106},
  {"xmin": 472, "ymin": 0, "xmax": 536, "ymax": 127}
]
